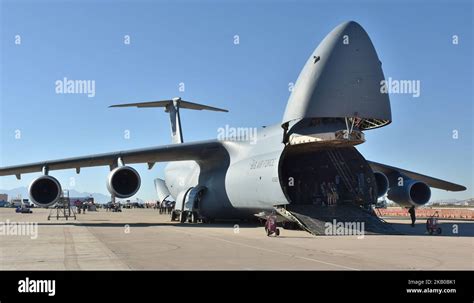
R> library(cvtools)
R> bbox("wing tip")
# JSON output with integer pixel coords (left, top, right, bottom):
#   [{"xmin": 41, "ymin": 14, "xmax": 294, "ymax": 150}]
[{"xmin": 109, "ymin": 104, "xmax": 131, "ymax": 108}]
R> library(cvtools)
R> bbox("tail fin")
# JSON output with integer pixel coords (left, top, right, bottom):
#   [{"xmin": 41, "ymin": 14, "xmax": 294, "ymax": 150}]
[{"xmin": 110, "ymin": 97, "xmax": 228, "ymax": 144}]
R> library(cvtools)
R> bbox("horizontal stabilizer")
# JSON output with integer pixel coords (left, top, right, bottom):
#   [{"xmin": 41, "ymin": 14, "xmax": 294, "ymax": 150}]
[
  {"xmin": 109, "ymin": 97, "xmax": 227, "ymax": 144},
  {"xmin": 109, "ymin": 97, "xmax": 228, "ymax": 112}
]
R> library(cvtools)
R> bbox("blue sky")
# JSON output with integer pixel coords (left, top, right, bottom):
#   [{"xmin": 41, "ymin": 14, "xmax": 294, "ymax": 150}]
[{"xmin": 1, "ymin": 0, "xmax": 472, "ymax": 202}]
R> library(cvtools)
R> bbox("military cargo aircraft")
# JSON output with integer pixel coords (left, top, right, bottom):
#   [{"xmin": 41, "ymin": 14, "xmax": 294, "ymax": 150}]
[{"xmin": 0, "ymin": 21, "xmax": 466, "ymax": 234}]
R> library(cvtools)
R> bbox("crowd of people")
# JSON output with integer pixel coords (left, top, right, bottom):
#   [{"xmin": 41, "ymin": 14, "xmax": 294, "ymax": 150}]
[
  {"xmin": 89, "ymin": 200, "xmax": 175, "ymax": 214},
  {"xmin": 74, "ymin": 200, "xmax": 96, "ymax": 214},
  {"xmin": 104, "ymin": 202, "xmax": 122, "ymax": 212},
  {"xmin": 64, "ymin": 198, "xmax": 179, "ymax": 215},
  {"xmin": 157, "ymin": 200, "xmax": 175, "ymax": 214},
  {"xmin": 320, "ymin": 181, "xmax": 339, "ymax": 206}
]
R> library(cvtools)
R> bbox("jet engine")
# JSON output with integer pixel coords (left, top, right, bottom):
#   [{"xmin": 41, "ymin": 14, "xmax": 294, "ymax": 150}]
[
  {"xmin": 29, "ymin": 175, "xmax": 62, "ymax": 207},
  {"xmin": 107, "ymin": 166, "xmax": 141, "ymax": 198},
  {"xmin": 387, "ymin": 178, "xmax": 431, "ymax": 207},
  {"xmin": 373, "ymin": 172, "xmax": 389, "ymax": 198}
]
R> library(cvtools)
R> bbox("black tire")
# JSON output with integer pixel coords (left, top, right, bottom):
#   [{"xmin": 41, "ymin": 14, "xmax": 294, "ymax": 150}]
[
  {"xmin": 275, "ymin": 229, "xmax": 280, "ymax": 236},
  {"xmin": 191, "ymin": 212, "xmax": 198, "ymax": 224},
  {"xmin": 180, "ymin": 211, "xmax": 187, "ymax": 223}
]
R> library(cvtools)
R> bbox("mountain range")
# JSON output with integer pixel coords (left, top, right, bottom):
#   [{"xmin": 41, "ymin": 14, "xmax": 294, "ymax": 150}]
[{"xmin": 0, "ymin": 186, "xmax": 111, "ymax": 204}]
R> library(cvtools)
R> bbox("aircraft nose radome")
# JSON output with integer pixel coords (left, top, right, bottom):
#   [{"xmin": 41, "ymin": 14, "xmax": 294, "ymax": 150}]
[
  {"xmin": 335, "ymin": 20, "xmax": 363, "ymax": 32},
  {"xmin": 282, "ymin": 21, "xmax": 392, "ymax": 127}
]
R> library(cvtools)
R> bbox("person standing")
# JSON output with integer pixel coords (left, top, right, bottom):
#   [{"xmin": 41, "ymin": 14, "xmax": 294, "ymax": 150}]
[
  {"xmin": 320, "ymin": 182, "xmax": 328, "ymax": 206},
  {"xmin": 408, "ymin": 206, "xmax": 416, "ymax": 227},
  {"xmin": 330, "ymin": 182, "xmax": 339, "ymax": 205},
  {"xmin": 327, "ymin": 182, "xmax": 333, "ymax": 205}
]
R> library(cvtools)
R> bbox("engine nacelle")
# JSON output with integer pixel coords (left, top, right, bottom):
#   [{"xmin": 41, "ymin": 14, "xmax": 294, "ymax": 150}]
[
  {"xmin": 107, "ymin": 166, "xmax": 141, "ymax": 198},
  {"xmin": 387, "ymin": 178, "xmax": 431, "ymax": 207},
  {"xmin": 29, "ymin": 175, "xmax": 62, "ymax": 207},
  {"xmin": 373, "ymin": 172, "xmax": 389, "ymax": 198}
]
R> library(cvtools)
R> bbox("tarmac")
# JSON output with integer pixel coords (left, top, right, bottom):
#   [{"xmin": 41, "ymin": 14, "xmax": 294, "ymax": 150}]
[{"xmin": 0, "ymin": 208, "xmax": 472, "ymax": 270}]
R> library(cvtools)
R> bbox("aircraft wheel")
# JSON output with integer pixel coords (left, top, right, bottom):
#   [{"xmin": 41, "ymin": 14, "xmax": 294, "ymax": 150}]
[
  {"xmin": 171, "ymin": 211, "xmax": 177, "ymax": 221},
  {"xmin": 203, "ymin": 218, "xmax": 212, "ymax": 224},
  {"xmin": 180, "ymin": 211, "xmax": 187, "ymax": 223}
]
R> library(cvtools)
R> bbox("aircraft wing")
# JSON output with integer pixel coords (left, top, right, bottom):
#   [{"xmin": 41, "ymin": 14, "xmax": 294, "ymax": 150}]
[
  {"xmin": 368, "ymin": 161, "xmax": 466, "ymax": 192},
  {"xmin": 0, "ymin": 140, "xmax": 225, "ymax": 178}
]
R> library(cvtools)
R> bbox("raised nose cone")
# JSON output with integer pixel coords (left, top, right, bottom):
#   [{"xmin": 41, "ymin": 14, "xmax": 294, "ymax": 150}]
[{"xmin": 283, "ymin": 21, "xmax": 391, "ymax": 130}]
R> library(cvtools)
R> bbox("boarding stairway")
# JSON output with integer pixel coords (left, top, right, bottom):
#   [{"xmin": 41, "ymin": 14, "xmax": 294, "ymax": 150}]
[
  {"xmin": 47, "ymin": 190, "xmax": 76, "ymax": 221},
  {"xmin": 326, "ymin": 149, "xmax": 361, "ymax": 202},
  {"xmin": 275, "ymin": 203, "xmax": 399, "ymax": 236}
]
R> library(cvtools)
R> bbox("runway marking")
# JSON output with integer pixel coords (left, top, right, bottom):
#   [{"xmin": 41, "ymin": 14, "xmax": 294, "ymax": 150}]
[
  {"xmin": 168, "ymin": 227, "xmax": 359, "ymax": 270},
  {"xmin": 63, "ymin": 227, "xmax": 80, "ymax": 270},
  {"xmin": 83, "ymin": 226, "xmax": 135, "ymax": 270}
]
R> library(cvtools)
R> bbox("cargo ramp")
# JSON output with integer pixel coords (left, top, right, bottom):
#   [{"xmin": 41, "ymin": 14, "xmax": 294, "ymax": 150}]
[{"xmin": 275, "ymin": 203, "xmax": 400, "ymax": 236}]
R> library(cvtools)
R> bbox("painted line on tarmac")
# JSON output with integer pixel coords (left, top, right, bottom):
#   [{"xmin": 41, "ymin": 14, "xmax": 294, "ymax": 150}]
[{"xmin": 168, "ymin": 227, "xmax": 359, "ymax": 270}]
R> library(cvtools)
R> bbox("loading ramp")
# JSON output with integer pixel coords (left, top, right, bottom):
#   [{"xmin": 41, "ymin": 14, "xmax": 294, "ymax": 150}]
[{"xmin": 275, "ymin": 203, "xmax": 400, "ymax": 236}]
